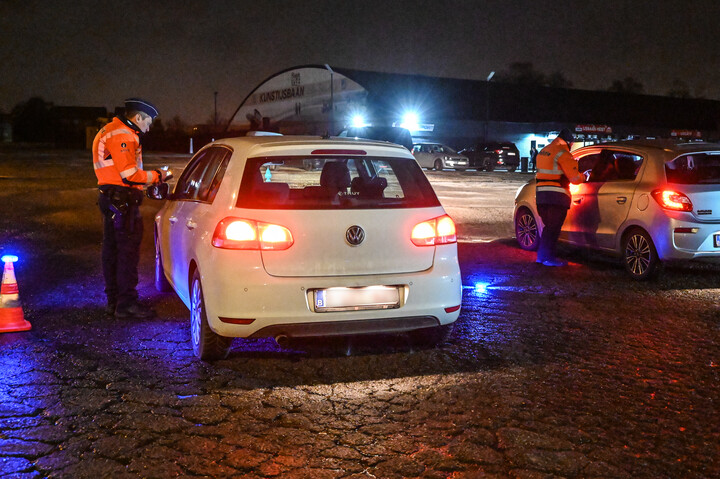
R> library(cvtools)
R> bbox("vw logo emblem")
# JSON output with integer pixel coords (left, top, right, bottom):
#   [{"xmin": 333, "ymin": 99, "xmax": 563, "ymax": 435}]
[{"xmin": 345, "ymin": 225, "xmax": 365, "ymax": 246}]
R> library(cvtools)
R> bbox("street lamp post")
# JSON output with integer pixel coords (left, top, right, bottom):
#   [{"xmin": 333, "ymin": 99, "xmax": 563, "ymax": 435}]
[
  {"xmin": 485, "ymin": 71, "xmax": 495, "ymax": 142},
  {"xmin": 214, "ymin": 91, "xmax": 218, "ymax": 125},
  {"xmin": 325, "ymin": 64, "xmax": 335, "ymax": 135}
]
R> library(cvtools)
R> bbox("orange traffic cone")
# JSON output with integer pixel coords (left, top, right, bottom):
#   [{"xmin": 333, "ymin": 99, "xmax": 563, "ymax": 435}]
[{"xmin": 0, "ymin": 255, "xmax": 31, "ymax": 333}]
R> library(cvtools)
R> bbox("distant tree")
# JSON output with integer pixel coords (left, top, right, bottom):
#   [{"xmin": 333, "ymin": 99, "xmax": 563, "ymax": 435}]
[
  {"xmin": 496, "ymin": 62, "xmax": 546, "ymax": 86},
  {"xmin": 206, "ymin": 114, "xmax": 228, "ymax": 127},
  {"xmin": 11, "ymin": 97, "xmax": 54, "ymax": 142},
  {"xmin": 496, "ymin": 62, "xmax": 574, "ymax": 88},
  {"xmin": 546, "ymin": 72, "xmax": 574, "ymax": 88},
  {"xmin": 666, "ymin": 79, "xmax": 691, "ymax": 98},
  {"xmin": 150, "ymin": 118, "xmax": 166, "ymax": 133},
  {"xmin": 167, "ymin": 115, "xmax": 187, "ymax": 132},
  {"xmin": 608, "ymin": 77, "xmax": 645, "ymax": 94}
]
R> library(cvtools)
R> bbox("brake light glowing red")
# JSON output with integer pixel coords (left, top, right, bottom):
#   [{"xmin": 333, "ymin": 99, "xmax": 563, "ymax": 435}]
[
  {"xmin": 411, "ymin": 215, "xmax": 457, "ymax": 246},
  {"xmin": 212, "ymin": 217, "xmax": 294, "ymax": 250},
  {"xmin": 651, "ymin": 189, "xmax": 693, "ymax": 212},
  {"xmin": 311, "ymin": 149, "xmax": 367, "ymax": 155}
]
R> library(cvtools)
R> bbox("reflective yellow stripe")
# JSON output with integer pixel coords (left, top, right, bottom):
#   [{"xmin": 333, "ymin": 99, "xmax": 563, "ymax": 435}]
[
  {"xmin": 537, "ymin": 185, "xmax": 571, "ymax": 196},
  {"xmin": 537, "ymin": 168, "xmax": 562, "ymax": 175},
  {"xmin": 103, "ymin": 128, "xmax": 133, "ymax": 139},
  {"xmin": 120, "ymin": 167, "xmax": 138, "ymax": 178},
  {"xmin": 93, "ymin": 158, "xmax": 114, "ymax": 170}
]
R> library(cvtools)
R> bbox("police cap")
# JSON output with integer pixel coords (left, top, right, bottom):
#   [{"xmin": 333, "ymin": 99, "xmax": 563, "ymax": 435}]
[
  {"xmin": 558, "ymin": 128, "xmax": 575, "ymax": 144},
  {"xmin": 124, "ymin": 98, "xmax": 159, "ymax": 119}
]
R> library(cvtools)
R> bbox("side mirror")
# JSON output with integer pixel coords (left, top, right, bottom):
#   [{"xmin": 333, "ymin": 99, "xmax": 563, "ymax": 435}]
[{"xmin": 146, "ymin": 182, "xmax": 170, "ymax": 200}]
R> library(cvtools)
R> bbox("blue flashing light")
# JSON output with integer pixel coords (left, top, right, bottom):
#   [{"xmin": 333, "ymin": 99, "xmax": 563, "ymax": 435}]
[
  {"xmin": 474, "ymin": 282, "xmax": 489, "ymax": 294},
  {"xmin": 1, "ymin": 255, "xmax": 18, "ymax": 263}
]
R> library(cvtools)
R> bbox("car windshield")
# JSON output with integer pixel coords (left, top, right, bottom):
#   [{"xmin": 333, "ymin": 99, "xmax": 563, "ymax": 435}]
[
  {"xmin": 237, "ymin": 156, "xmax": 441, "ymax": 209},
  {"xmin": 441, "ymin": 145, "xmax": 457, "ymax": 154},
  {"xmin": 665, "ymin": 153, "xmax": 720, "ymax": 184}
]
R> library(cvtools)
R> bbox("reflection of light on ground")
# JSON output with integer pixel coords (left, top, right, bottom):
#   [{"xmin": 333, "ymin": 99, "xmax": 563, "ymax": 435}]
[
  {"xmin": 463, "ymin": 283, "xmax": 548, "ymax": 294},
  {"xmin": 458, "ymin": 238, "xmax": 497, "ymax": 243},
  {"xmin": 463, "ymin": 282, "xmax": 489, "ymax": 294}
]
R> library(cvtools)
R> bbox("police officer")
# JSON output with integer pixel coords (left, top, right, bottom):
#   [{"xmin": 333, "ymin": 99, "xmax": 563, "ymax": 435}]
[
  {"xmin": 534, "ymin": 128, "xmax": 584, "ymax": 266},
  {"xmin": 92, "ymin": 98, "xmax": 170, "ymax": 318}
]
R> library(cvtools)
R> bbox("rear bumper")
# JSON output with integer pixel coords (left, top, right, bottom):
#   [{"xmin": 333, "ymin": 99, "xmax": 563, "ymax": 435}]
[
  {"xmin": 631, "ymin": 215, "xmax": 720, "ymax": 260},
  {"xmin": 248, "ymin": 316, "xmax": 440, "ymax": 339},
  {"xmin": 198, "ymin": 244, "xmax": 462, "ymax": 338},
  {"xmin": 665, "ymin": 221, "xmax": 720, "ymax": 259}
]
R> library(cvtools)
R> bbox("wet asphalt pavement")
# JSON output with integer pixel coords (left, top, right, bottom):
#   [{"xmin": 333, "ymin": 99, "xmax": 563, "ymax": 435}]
[{"xmin": 0, "ymin": 147, "xmax": 719, "ymax": 478}]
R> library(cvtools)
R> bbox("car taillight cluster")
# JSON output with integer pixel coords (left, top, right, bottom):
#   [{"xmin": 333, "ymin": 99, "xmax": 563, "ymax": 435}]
[
  {"xmin": 212, "ymin": 217, "xmax": 294, "ymax": 250},
  {"xmin": 651, "ymin": 189, "xmax": 693, "ymax": 212},
  {"xmin": 411, "ymin": 215, "xmax": 457, "ymax": 246}
]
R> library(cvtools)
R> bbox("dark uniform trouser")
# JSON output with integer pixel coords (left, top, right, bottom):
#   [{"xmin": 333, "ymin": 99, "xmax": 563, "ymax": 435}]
[
  {"xmin": 537, "ymin": 203, "xmax": 568, "ymax": 263},
  {"xmin": 98, "ymin": 191, "xmax": 143, "ymax": 309}
]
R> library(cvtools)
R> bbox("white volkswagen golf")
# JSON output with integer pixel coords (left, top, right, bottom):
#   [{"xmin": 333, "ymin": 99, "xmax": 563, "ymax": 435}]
[{"xmin": 154, "ymin": 136, "xmax": 462, "ymax": 360}]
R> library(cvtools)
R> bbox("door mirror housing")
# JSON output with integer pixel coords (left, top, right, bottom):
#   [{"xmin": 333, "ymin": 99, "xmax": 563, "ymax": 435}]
[{"xmin": 146, "ymin": 182, "xmax": 170, "ymax": 200}]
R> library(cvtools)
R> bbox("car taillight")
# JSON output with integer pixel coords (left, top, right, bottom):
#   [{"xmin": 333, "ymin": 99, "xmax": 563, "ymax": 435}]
[
  {"xmin": 651, "ymin": 189, "xmax": 693, "ymax": 212},
  {"xmin": 212, "ymin": 217, "xmax": 294, "ymax": 250},
  {"xmin": 411, "ymin": 215, "xmax": 457, "ymax": 246},
  {"xmin": 495, "ymin": 149, "xmax": 503, "ymax": 154}
]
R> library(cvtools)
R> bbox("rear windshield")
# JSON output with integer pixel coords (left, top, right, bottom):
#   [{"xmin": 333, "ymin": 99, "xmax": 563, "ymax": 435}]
[
  {"xmin": 665, "ymin": 153, "xmax": 720, "ymax": 184},
  {"xmin": 237, "ymin": 156, "xmax": 441, "ymax": 209}
]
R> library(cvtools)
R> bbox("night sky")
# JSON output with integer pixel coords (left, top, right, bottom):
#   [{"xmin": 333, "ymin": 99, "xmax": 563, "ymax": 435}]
[{"xmin": 2, "ymin": 0, "xmax": 719, "ymax": 124}]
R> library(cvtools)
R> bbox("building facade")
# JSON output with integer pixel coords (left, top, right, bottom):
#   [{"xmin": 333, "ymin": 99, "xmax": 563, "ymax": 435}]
[{"xmin": 226, "ymin": 65, "xmax": 720, "ymax": 159}]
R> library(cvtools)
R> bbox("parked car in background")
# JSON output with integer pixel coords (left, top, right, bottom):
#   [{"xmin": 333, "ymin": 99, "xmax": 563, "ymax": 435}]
[
  {"xmin": 461, "ymin": 142, "xmax": 520, "ymax": 171},
  {"xmin": 514, "ymin": 139, "xmax": 720, "ymax": 280},
  {"xmin": 411, "ymin": 142, "xmax": 469, "ymax": 171},
  {"xmin": 153, "ymin": 135, "xmax": 462, "ymax": 360},
  {"xmin": 338, "ymin": 126, "xmax": 413, "ymax": 151}
]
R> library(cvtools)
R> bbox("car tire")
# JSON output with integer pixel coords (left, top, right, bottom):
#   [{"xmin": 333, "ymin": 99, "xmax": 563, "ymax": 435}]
[
  {"xmin": 622, "ymin": 228, "xmax": 660, "ymax": 281},
  {"xmin": 433, "ymin": 159, "xmax": 444, "ymax": 171},
  {"xmin": 410, "ymin": 323, "xmax": 455, "ymax": 348},
  {"xmin": 154, "ymin": 228, "xmax": 173, "ymax": 293},
  {"xmin": 507, "ymin": 164, "xmax": 518, "ymax": 172},
  {"xmin": 515, "ymin": 207, "xmax": 540, "ymax": 251},
  {"xmin": 190, "ymin": 269, "xmax": 233, "ymax": 360},
  {"xmin": 485, "ymin": 161, "xmax": 495, "ymax": 172}
]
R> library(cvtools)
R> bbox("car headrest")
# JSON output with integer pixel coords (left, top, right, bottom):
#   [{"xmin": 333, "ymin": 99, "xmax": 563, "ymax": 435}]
[{"xmin": 320, "ymin": 162, "xmax": 351, "ymax": 190}]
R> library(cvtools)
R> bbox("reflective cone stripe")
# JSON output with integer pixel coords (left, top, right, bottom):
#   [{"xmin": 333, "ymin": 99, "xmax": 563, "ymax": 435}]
[
  {"xmin": 1, "ymin": 262, "xmax": 19, "ymax": 296},
  {"xmin": 0, "ymin": 260, "xmax": 31, "ymax": 333}
]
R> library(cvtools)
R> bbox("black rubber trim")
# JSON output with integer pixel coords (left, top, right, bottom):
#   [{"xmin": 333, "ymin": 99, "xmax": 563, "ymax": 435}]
[{"xmin": 248, "ymin": 316, "xmax": 440, "ymax": 339}]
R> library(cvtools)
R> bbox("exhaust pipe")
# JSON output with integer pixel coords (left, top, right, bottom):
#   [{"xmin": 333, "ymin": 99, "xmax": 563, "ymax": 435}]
[{"xmin": 275, "ymin": 334, "xmax": 290, "ymax": 348}]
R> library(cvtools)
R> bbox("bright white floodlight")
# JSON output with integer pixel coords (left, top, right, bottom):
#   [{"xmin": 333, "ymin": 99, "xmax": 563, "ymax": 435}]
[
  {"xmin": 351, "ymin": 114, "xmax": 366, "ymax": 128},
  {"xmin": 400, "ymin": 112, "xmax": 419, "ymax": 131}
]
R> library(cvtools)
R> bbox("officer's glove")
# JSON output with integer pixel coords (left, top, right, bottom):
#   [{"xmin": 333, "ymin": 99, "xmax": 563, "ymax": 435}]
[{"xmin": 154, "ymin": 167, "xmax": 173, "ymax": 183}]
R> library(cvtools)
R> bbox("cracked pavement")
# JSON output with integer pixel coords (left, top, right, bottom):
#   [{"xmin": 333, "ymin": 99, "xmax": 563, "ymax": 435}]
[{"xmin": 0, "ymin": 147, "xmax": 719, "ymax": 478}]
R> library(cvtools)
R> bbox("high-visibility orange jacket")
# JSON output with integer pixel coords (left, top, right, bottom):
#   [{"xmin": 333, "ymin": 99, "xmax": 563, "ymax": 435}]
[
  {"xmin": 535, "ymin": 136, "xmax": 583, "ymax": 202},
  {"xmin": 92, "ymin": 117, "xmax": 159, "ymax": 189}
]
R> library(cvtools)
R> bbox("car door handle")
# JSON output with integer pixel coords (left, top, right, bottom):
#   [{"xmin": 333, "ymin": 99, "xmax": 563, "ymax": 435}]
[
  {"xmin": 573, "ymin": 197, "xmax": 583, "ymax": 204},
  {"xmin": 168, "ymin": 216, "xmax": 178, "ymax": 224},
  {"xmin": 186, "ymin": 220, "xmax": 197, "ymax": 230},
  {"xmin": 616, "ymin": 196, "xmax": 627, "ymax": 204}
]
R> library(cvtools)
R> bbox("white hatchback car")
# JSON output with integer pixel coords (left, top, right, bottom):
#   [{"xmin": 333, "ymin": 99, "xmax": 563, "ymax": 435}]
[
  {"xmin": 412, "ymin": 142, "xmax": 469, "ymax": 171},
  {"xmin": 514, "ymin": 140, "xmax": 720, "ymax": 280},
  {"xmin": 154, "ymin": 136, "xmax": 462, "ymax": 359}
]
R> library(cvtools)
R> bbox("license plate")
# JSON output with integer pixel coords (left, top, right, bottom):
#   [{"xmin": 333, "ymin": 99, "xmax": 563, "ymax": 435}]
[
  {"xmin": 715, "ymin": 234, "xmax": 720, "ymax": 248},
  {"xmin": 313, "ymin": 286, "xmax": 401, "ymax": 312}
]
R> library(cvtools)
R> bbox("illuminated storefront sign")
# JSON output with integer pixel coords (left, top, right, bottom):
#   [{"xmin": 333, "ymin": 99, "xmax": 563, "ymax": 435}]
[
  {"xmin": 575, "ymin": 124, "xmax": 613, "ymax": 134},
  {"xmin": 671, "ymin": 129, "xmax": 702, "ymax": 138}
]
